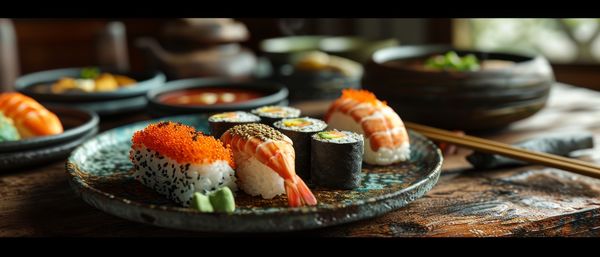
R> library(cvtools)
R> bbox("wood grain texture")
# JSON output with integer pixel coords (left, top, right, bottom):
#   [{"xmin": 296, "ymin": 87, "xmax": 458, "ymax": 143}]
[{"xmin": 1, "ymin": 83, "xmax": 599, "ymax": 237}]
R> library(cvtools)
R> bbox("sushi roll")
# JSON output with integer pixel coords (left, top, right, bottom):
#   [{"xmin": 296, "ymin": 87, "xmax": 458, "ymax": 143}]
[
  {"xmin": 250, "ymin": 105, "xmax": 301, "ymax": 126},
  {"xmin": 311, "ymin": 130, "xmax": 364, "ymax": 189},
  {"xmin": 208, "ymin": 111, "xmax": 261, "ymax": 138},
  {"xmin": 324, "ymin": 89, "xmax": 410, "ymax": 165},
  {"xmin": 273, "ymin": 117, "xmax": 327, "ymax": 181},
  {"xmin": 0, "ymin": 92, "xmax": 63, "ymax": 138},
  {"xmin": 220, "ymin": 123, "xmax": 317, "ymax": 207},
  {"xmin": 130, "ymin": 121, "xmax": 237, "ymax": 207}
]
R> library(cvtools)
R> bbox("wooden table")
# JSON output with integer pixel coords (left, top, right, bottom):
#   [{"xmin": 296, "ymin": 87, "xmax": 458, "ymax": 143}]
[{"xmin": 2, "ymin": 84, "xmax": 599, "ymax": 237}]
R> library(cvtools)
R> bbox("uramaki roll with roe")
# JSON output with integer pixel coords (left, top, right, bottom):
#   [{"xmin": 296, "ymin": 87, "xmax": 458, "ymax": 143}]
[
  {"xmin": 325, "ymin": 89, "xmax": 410, "ymax": 165},
  {"xmin": 130, "ymin": 121, "xmax": 237, "ymax": 207}
]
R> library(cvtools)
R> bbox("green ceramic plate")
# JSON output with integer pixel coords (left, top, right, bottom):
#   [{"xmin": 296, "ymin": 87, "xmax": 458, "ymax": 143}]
[{"xmin": 66, "ymin": 114, "xmax": 443, "ymax": 232}]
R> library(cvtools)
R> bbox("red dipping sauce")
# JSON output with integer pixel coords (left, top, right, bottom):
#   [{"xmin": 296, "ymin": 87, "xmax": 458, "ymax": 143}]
[{"xmin": 159, "ymin": 88, "xmax": 264, "ymax": 106}]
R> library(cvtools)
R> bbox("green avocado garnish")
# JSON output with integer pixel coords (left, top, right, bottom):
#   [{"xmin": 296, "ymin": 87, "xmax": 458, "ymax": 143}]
[{"xmin": 318, "ymin": 130, "xmax": 346, "ymax": 140}]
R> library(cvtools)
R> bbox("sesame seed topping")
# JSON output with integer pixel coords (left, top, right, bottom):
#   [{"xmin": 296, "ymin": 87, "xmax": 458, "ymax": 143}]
[{"xmin": 226, "ymin": 123, "xmax": 286, "ymax": 141}]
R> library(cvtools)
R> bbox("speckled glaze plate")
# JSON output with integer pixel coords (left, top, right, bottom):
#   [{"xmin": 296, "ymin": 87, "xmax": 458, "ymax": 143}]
[{"xmin": 66, "ymin": 114, "xmax": 443, "ymax": 232}]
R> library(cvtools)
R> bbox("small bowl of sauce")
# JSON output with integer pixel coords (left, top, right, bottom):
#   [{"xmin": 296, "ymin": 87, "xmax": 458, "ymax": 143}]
[{"xmin": 147, "ymin": 78, "xmax": 288, "ymax": 118}]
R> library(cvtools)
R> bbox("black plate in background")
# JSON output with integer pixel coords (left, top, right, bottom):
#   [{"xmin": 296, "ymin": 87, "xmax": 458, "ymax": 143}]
[
  {"xmin": 35, "ymin": 95, "xmax": 149, "ymax": 117},
  {"xmin": 0, "ymin": 106, "xmax": 99, "ymax": 153},
  {"xmin": 15, "ymin": 67, "xmax": 166, "ymax": 102},
  {"xmin": 146, "ymin": 78, "xmax": 288, "ymax": 118},
  {"xmin": 0, "ymin": 127, "xmax": 98, "ymax": 171}
]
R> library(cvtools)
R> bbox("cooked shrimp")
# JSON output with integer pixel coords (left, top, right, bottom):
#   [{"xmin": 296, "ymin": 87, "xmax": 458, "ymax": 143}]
[{"xmin": 221, "ymin": 124, "xmax": 317, "ymax": 207}]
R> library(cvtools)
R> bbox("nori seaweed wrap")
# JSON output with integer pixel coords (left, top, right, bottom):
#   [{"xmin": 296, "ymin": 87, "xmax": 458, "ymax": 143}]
[
  {"xmin": 250, "ymin": 106, "xmax": 301, "ymax": 126},
  {"xmin": 208, "ymin": 111, "xmax": 261, "ymax": 138},
  {"xmin": 273, "ymin": 117, "xmax": 328, "ymax": 181},
  {"xmin": 311, "ymin": 130, "xmax": 364, "ymax": 189},
  {"xmin": 467, "ymin": 131, "xmax": 595, "ymax": 169}
]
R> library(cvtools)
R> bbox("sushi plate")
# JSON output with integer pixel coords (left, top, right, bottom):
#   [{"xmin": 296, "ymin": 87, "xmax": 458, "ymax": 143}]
[{"xmin": 66, "ymin": 114, "xmax": 443, "ymax": 233}]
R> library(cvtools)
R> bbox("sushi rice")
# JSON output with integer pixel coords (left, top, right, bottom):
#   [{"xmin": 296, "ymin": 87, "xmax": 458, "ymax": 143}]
[{"xmin": 130, "ymin": 121, "xmax": 237, "ymax": 207}]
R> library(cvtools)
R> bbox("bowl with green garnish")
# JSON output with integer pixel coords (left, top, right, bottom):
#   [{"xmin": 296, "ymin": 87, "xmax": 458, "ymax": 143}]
[{"xmin": 363, "ymin": 45, "xmax": 554, "ymax": 131}]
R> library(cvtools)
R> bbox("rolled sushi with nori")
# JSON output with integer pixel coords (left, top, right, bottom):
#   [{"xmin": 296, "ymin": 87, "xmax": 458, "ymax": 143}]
[
  {"xmin": 208, "ymin": 111, "xmax": 261, "ymax": 138},
  {"xmin": 130, "ymin": 121, "xmax": 237, "ymax": 207},
  {"xmin": 311, "ymin": 130, "xmax": 364, "ymax": 189},
  {"xmin": 0, "ymin": 112, "xmax": 20, "ymax": 142},
  {"xmin": 273, "ymin": 117, "xmax": 327, "ymax": 181},
  {"xmin": 251, "ymin": 105, "xmax": 301, "ymax": 126}
]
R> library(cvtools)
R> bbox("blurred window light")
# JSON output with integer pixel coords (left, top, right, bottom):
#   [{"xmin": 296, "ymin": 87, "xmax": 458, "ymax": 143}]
[{"xmin": 453, "ymin": 18, "xmax": 600, "ymax": 64}]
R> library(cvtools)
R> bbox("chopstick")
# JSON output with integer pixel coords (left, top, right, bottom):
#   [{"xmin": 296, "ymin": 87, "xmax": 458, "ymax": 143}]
[{"xmin": 404, "ymin": 122, "xmax": 600, "ymax": 179}]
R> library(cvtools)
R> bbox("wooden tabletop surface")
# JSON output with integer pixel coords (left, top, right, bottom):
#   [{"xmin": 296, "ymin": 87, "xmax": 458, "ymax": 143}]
[{"xmin": 1, "ymin": 83, "xmax": 599, "ymax": 237}]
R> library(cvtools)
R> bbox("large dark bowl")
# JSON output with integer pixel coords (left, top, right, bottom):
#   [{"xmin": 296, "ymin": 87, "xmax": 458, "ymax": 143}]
[
  {"xmin": 146, "ymin": 78, "xmax": 288, "ymax": 118},
  {"xmin": 363, "ymin": 45, "xmax": 555, "ymax": 131}
]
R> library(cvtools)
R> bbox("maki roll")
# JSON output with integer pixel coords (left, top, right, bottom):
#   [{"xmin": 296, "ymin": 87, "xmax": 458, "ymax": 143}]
[
  {"xmin": 130, "ymin": 121, "xmax": 237, "ymax": 207},
  {"xmin": 220, "ymin": 123, "xmax": 317, "ymax": 207},
  {"xmin": 273, "ymin": 117, "xmax": 327, "ymax": 181},
  {"xmin": 251, "ymin": 105, "xmax": 301, "ymax": 126},
  {"xmin": 325, "ymin": 89, "xmax": 410, "ymax": 165},
  {"xmin": 208, "ymin": 111, "xmax": 261, "ymax": 138},
  {"xmin": 311, "ymin": 130, "xmax": 364, "ymax": 189}
]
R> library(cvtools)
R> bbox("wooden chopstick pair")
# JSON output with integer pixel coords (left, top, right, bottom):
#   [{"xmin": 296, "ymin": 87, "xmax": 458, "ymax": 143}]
[{"xmin": 404, "ymin": 122, "xmax": 600, "ymax": 179}]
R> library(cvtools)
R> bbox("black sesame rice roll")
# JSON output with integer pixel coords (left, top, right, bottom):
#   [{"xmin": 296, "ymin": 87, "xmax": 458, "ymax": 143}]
[
  {"xmin": 311, "ymin": 130, "xmax": 364, "ymax": 189},
  {"xmin": 273, "ymin": 117, "xmax": 328, "ymax": 181},
  {"xmin": 208, "ymin": 111, "xmax": 261, "ymax": 138},
  {"xmin": 250, "ymin": 105, "xmax": 301, "ymax": 126}
]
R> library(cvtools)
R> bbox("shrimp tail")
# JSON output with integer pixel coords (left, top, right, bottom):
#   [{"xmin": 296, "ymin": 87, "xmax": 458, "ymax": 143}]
[{"xmin": 284, "ymin": 176, "xmax": 317, "ymax": 207}]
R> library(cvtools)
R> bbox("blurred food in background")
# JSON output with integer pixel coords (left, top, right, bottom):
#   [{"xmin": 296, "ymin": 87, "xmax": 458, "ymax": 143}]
[
  {"xmin": 363, "ymin": 45, "xmax": 555, "ymax": 131},
  {"xmin": 259, "ymin": 36, "xmax": 393, "ymax": 102},
  {"xmin": 51, "ymin": 67, "xmax": 137, "ymax": 93}
]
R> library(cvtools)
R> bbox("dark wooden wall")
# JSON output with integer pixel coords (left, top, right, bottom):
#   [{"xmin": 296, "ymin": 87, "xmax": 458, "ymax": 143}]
[{"xmin": 12, "ymin": 19, "xmax": 166, "ymax": 74}]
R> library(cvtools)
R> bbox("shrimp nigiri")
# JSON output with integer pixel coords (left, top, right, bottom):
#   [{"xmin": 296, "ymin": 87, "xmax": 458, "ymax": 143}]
[
  {"xmin": 220, "ymin": 123, "xmax": 317, "ymax": 207},
  {"xmin": 325, "ymin": 89, "xmax": 410, "ymax": 165},
  {"xmin": 0, "ymin": 92, "xmax": 63, "ymax": 138}
]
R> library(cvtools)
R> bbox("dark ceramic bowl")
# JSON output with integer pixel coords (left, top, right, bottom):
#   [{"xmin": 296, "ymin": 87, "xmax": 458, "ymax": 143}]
[
  {"xmin": 15, "ymin": 67, "xmax": 166, "ymax": 102},
  {"xmin": 260, "ymin": 35, "xmax": 399, "ymax": 67},
  {"xmin": 275, "ymin": 70, "xmax": 361, "ymax": 102},
  {"xmin": 0, "ymin": 106, "xmax": 99, "ymax": 153},
  {"xmin": 146, "ymin": 78, "xmax": 288, "ymax": 118},
  {"xmin": 363, "ymin": 45, "xmax": 555, "ymax": 131}
]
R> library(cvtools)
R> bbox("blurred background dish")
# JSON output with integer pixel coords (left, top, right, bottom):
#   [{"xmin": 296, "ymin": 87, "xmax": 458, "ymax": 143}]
[
  {"xmin": 0, "ymin": 106, "xmax": 99, "ymax": 170},
  {"xmin": 259, "ymin": 36, "xmax": 395, "ymax": 102},
  {"xmin": 362, "ymin": 45, "xmax": 555, "ymax": 131},
  {"xmin": 146, "ymin": 78, "xmax": 288, "ymax": 118},
  {"xmin": 136, "ymin": 18, "xmax": 257, "ymax": 80},
  {"xmin": 0, "ymin": 106, "xmax": 98, "ymax": 152},
  {"xmin": 15, "ymin": 67, "xmax": 165, "ymax": 116}
]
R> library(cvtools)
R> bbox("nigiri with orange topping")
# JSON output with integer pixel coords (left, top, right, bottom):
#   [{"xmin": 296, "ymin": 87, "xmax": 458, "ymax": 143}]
[
  {"xmin": 324, "ymin": 89, "xmax": 410, "ymax": 165},
  {"xmin": 130, "ymin": 121, "xmax": 237, "ymax": 207}
]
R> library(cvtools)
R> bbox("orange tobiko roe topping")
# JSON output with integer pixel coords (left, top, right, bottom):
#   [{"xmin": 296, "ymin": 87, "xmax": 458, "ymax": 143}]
[
  {"xmin": 131, "ymin": 121, "xmax": 235, "ymax": 168},
  {"xmin": 340, "ymin": 89, "xmax": 387, "ymax": 106}
]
